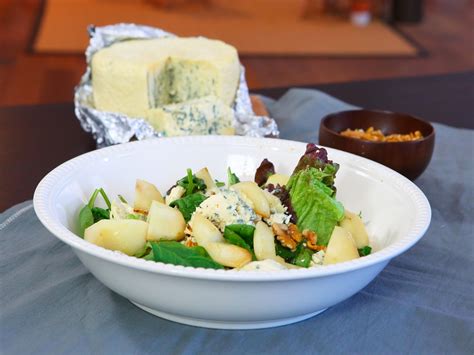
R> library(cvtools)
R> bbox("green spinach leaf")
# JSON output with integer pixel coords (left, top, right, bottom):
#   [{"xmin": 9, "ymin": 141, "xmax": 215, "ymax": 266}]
[
  {"xmin": 225, "ymin": 224, "xmax": 255, "ymax": 248},
  {"xmin": 77, "ymin": 188, "xmax": 112, "ymax": 237},
  {"xmin": 294, "ymin": 248, "xmax": 312, "ymax": 268},
  {"xmin": 177, "ymin": 169, "xmax": 206, "ymax": 196},
  {"xmin": 227, "ymin": 167, "xmax": 240, "ymax": 186},
  {"xmin": 169, "ymin": 193, "xmax": 207, "ymax": 222},
  {"xmin": 215, "ymin": 180, "xmax": 225, "ymax": 187},
  {"xmin": 98, "ymin": 188, "xmax": 111, "ymax": 209},
  {"xmin": 91, "ymin": 207, "xmax": 110, "ymax": 222},
  {"xmin": 275, "ymin": 242, "xmax": 313, "ymax": 267},
  {"xmin": 135, "ymin": 242, "xmax": 155, "ymax": 260},
  {"xmin": 223, "ymin": 227, "xmax": 255, "ymax": 259},
  {"xmin": 78, "ymin": 205, "xmax": 94, "ymax": 237},
  {"xmin": 275, "ymin": 242, "xmax": 297, "ymax": 262},
  {"xmin": 150, "ymin": 241, "xmax": 224, "ymax": 269},
  {"xmin": 118, "ymin": 194, "xmax": 128, "ymax": 204},
  {"xmin": 358, "ymin": 246, "xmax": 372, "ymax": 256},
  {"xmin": 87, "ymin": 189, "xmax": 100, "ymax": 208}
]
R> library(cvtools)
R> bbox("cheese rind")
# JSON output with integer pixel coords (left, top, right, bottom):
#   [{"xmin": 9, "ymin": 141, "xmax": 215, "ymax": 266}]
[{"xmin": 92, "ymin": 37, "xmax": 240, "ymax": 119}]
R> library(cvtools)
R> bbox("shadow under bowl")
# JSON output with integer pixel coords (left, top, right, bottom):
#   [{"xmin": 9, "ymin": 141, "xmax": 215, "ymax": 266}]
[{"xmin": 319, "ymin": 110, "xmax": 435, "ymax": 180}]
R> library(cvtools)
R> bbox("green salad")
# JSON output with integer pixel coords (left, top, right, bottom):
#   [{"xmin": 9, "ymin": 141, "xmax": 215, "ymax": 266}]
[{"xmin": 78, "ymin": 144, "xmax": 371, "ymax": 271}]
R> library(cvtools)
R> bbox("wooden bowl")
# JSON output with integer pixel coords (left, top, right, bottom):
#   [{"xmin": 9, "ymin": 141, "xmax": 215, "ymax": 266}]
[{"xmin": 319, "ymin": 110, "xmax": 435, "ymax": 180}]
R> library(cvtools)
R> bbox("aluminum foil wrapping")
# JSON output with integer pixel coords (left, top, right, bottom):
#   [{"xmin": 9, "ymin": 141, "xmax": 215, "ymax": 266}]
[{"xmin": 74, "ymin": 23, "xmax": 279, "ymax": 147}]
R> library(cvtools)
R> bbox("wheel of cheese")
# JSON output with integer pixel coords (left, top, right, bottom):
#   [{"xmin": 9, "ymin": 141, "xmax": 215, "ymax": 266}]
[{"xmin": 91, "ymin": 37, "xmax": 240, "ymax": 120}]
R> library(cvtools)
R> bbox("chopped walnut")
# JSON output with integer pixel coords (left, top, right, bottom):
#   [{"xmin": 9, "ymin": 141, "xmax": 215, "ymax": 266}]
[
  {"xmin": 340, "ymin": 127, "xmax": 423, "ymax": 142},
  {"xmin": 273, "ymin": 223, "xmax": 297, "ymax": 251},
  {"xmin": 304, "ymin": 229, "xmax": 322, "ymax": 251},
  {"xmin": 133, "ymin": 208, "xmax": 149, "ymax": 216},
  {"xmin": 273, "ymin": 223, "xmax": 326, "ymax": 252},
  {"xmin": 276, "ymin": 234, "xmax": 297, "ymax": 251},
  {"xmin": 272, "ymin": 223, "xmax": 288, "ymax": 234},
  {"xmin": 288, "ymin": 224, "xmax": 303, "ymax": 242},
  {"xmin": 182, "ymin": 236, "xmax": 198, "ymax": 248}
]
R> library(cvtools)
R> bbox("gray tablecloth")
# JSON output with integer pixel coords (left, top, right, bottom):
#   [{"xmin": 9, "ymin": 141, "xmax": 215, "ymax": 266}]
[{"xmin": 1, "ymin": 89, "xmax": 473, "ymax": 355}]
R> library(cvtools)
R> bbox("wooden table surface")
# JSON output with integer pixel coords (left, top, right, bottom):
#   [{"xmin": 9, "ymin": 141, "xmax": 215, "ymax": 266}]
[{"xmin": 1, "ymin": 71, "xmax": 473, "ymax": 212}]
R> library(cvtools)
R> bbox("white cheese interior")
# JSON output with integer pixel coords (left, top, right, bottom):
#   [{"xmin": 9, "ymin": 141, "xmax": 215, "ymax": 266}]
[
  {"xmin": 148, "ymin": 58, "xmax": 220, "ymax": 108},
  {"xmin": 91, "ymin": 37, "xmax": 240, "ymax": 122}
]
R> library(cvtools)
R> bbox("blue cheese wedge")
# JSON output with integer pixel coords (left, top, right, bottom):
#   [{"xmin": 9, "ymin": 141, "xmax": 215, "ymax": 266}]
[
  {"xmin": 91, "ymin": 37, "xmax": 240, "ymax": 119},
  {"xmin": 145, "ymin": 96, "xmax": 235, "ymax": 136}
]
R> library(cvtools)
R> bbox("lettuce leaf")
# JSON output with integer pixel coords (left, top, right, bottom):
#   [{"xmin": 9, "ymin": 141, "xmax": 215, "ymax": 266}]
[
  {"xmin": 254, "ymin": 158, "xmax": 275, "ymax": 186},
  {"xmin": 287, "ymin": 167, "xmax": 344, "ymax": 246},
  {"xmin": 293, "ymin": 143, "xmax": 339, "ymax": 196}
]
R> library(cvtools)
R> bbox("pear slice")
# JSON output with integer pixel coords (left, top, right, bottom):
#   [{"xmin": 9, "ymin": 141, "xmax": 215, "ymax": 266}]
[
  {"xmin": 266, "ymin": 174, "xmax": 290, "ymax": 187},
  {"xmin": 189, "ymin": 213, "xmax": 224, "ymax": 245},
  {"xmin": 195, "ymin": 167, "xmax": 216, "ymax": 190},
  {"xmin": 84, "ymin": 219, "xmax": 148, "ymax": 256},
  {"xmin": 323, "ymin": 226, "xmax": 359, "ymax": 265},
  {"xmin": 134, "ymin": 179, "xmax": 164, "ymax": 214},
  {"xmin": 253, "ymin": 221, "xmax": 277, "ymax": 261},
  {"xmin": 189, "ymin": 214, "xmax": 251, "ymax": 268},
  {"xmin": 146, "ymin": 201, "xmax": 185, "ymax": 241},
  {"xmin": 232, "ymin": 182, "xmax": 270, "ymax": 218},
  {"xmin": 340, "ymin": 210, "xmax": 369, "ymax": 248},
  {"xmin": 204, "ymin": 243, "xmax": 252, "ymax": 268}
]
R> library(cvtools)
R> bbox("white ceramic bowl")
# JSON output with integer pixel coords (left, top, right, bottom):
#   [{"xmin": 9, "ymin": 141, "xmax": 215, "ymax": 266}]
[{"xmin": 34, "ymin": 136, "xmax": 431, "ymax": 329}]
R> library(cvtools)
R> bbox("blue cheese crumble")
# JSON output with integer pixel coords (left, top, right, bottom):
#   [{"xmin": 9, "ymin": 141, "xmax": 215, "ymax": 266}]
[
  {"xmin": 110, "ymin": 201, "xmax": 145, "ymax": 221},
  {"xmin": 310, "ymin": 250, "xmax": 326, "ymax": 267},
  {"xmin": 263, "ymin": 190, "xmax": 291, "ymax": 226},
  {"xmin": 194, "ymin": 187, "xmax": 258, "ymax": 231}
]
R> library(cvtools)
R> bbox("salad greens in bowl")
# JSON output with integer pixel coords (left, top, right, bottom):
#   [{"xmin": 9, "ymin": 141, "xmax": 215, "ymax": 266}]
[
  {"xmin": 33, "ymin": 136, "xmax": 431, "ymax": 329},
  {"xmin": 78, "ymin": 143, "xmax": 372, "ymax": 271}
]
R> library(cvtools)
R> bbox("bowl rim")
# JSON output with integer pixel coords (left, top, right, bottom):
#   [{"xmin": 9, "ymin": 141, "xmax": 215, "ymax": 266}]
[
  {"xmin": 33, "ymin": 136, "xmax": 431, "ymax": 282},
  {"xmin": 320, "ymin": 109, "xmax": 435, "ymax": 145}
]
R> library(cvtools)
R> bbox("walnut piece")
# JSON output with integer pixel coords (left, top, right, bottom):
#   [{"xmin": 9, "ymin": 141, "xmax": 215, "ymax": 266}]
[
  {"xmin": 272, "ymin": 223, "xmax": 297, "ymax": 251},
  {"xmin": 273, "ymin": 223, "xmax": 326, "ymax": 252},
  {"xmin": 302, "ymin": 229, "xmax": 326, "ymax": 251},
  {"xmin": 183, "ymin": 236, "xmax": 198, "ymax": 248},
  {"xmin": 302, "ymin": 229, "xmax": 319, "ymax": 250},
  {"xmin": 288, "ymin": 224, "xmax": 303, "ymax": 242},
  {"xmin": 133, "ymin": 208, "xmax": 149, "ymax": 216}
]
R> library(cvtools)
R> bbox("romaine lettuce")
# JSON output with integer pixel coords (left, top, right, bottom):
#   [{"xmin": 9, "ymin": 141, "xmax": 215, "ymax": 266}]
[
  {"xmin": 292, "ymin": 143, "xmax": 339, "ymax": 196},
  {"xmin": 287, "ymin": 145, "xmax": 345, "ymax": 246}
]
